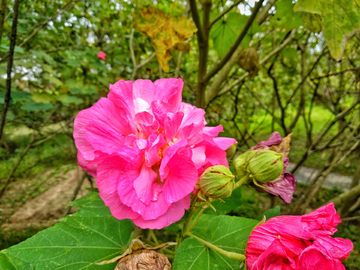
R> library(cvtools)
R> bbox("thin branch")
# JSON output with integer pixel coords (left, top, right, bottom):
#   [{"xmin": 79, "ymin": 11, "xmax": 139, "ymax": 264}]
[
  {"xmin": 175, "ymin": 51, "xmax": 183, "ymax": 78},
  {"xmin": 189, "ymin": 0, "xmax": 205, "ymax": 44},
  {"xmin": 209, "ymin": 0, "xmax": 244, "ymax": 29},
  {"xmin": 216, "ymin": 29, "xmax": 296, "ymax": 98},
  {"xmin": 129, "ymin": 29, "xmax": 137, "ymax": 69},
  {"xmin": 0, "ymin": 134, "xmax": 36, "ymax": 199},
  {"xmin": 130, "ymin": 28, "xmax": 156, "ymax": 80},
  {"xmin": 268, "ymin": 59, "xmax": 287, "ymax": 134},
  {"xmin": 203, "ymin": 0, "xmax": 265, "ymax": 83},
  {"xmin": 0, "ymin": 0, "xmax": 79, "ymax": 63},
  {"xmin": 0, "ymin": 0, "xmax": 19, "ymax": 140},
  {"xmin": 0, "ymin": 0, "xmax": 7, "ymax": 45},
  {"xmin": 311, "ymin": 67, "xmax": 360, "ymax": 80},
  {"xmin": 137, "ymin": 53, "xmax": 156, "ymax": 69},
  {"xmin": 285, "ymin": 49, "xmax": 327, "ymax": 109},
  {"xmin": 256, "ymin": 0, "xmax": 276, "ymax": 24},
  {"xmin": 245, "ymin": 83, "xmax": 283, "ymax": 126},
  {"xmin": 290, "ymin": 97, "xmax": 360, "ymax": 174}
]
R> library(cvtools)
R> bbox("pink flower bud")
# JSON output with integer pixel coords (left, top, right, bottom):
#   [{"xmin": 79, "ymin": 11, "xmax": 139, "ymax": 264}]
[{"xmin": 97, "ymin": 51, "xmax": 106, "ymax": 61}]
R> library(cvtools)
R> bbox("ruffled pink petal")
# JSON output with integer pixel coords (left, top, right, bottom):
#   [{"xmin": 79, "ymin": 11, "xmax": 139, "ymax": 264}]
[
  {"xmin": 133, "ymin": 79, "xmax": 159, "ymax": 105},
  {"xmin": 299, "ymin": 246, "xmax": 342, "ymax": 270},
  {"xmin": 313, "ymin": 236, "xmax": 354, "ymax": 261},
  {"xmin": 96, "ymin": 150, "xmax": 169, "ymax": 222},
  {"xmin": 212, "ymin": 137, "xmax": 237, "ymax": 150},
  {"xmin": 164, "ymin": 111, "xmax": 184, "ymax": 141},
  {"xmin": 203, "ymin": 125, "xmax": 223, "ymax": 137},
  {"xmin": 133, "ymin": 195, "xmax": 190, "ymax": 229},
  {"xmin": 77, "ymin": 151, "xmax": 98, "ymax": 178},
  {"xmin": 85, "ymin": 120, "xmax": 125, "ymax": 154},
  {"xmin": 163, "ymin": 148, "xmax": 198, "ymax": 204},
  {"xmin": 200, "ymin": 140, "xmax": 229, "ymax": 167},
  {"xmin": 249, "ymin": 238, "xmax": 294, "ymax": 270},
  {"xmin": 177, "ymin": 123, "xmax": 204, "ymax": 145},
  {"xmin": 179, "ymin": 103, "xmax": 206, "ymax": 128},
  {"xmin": 74, "ymin": 97, "xmax": 135, "ymax": 160},
  {"xmin": 301, "ymin": 203, "xmax": 341, "ymax": 237},
  {"xmin": 96, "ymin": 150, "xmax": 141, "ymax": 220},
  {"xmin": 247, "ymin": 215, "xmax": 307, "ymax": 258},
  {"xmin": 154, "ymin": 78, "xmax": 183, "ymax": 110},
  {"xmin": 160, "ymin": 139, "xmax": 188, "ymax": 180},
  {"xmin": 256, "ymin": 132, "xmax": 283, "ymax": 147},
  {"xmin": 134, "ymin": 111, "xmax": 157, "ymax": 138},
  {"xmin": 191, "ymin": 146, "xmax": 206, "ymax": 169},
  {"xmin": 145, "ymin": 134, "xmax": 165, "ymax": 167},
  {"xmin": 108, "ymin": 80, "xmax": 134, "ymax": 119},
  {"xmin": 133, "ymin": 164, "xmax": 158, "ymax": 206},
  {"xmin": 151, "ymin": 100, "xmax": 176, "ymax": 126}
]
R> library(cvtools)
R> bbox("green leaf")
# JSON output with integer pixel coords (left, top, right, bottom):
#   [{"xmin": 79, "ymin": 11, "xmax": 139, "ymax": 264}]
[
  {"xmin": 256, "ymin": 205, "xmax": 281, "ymax": 221},
  {"xmin": 173, "ymin": 214, "xmax": 258, "ymax": 270},
  {"xmin": 0, "ymin": 44, "xmax": 24, "ymax": 54},
  {"xmin": 20, "ymin": 102, "xmax": 54, "ymax": 112},
  {"xmin": 43, "ymin": 74, "xmax": 63, "ymax": 87},
  {"xmin": 0, "ymin": 91, "xmax": 31, "ymax": 104},
  {"xmin": 31, "ymin": 92, "xmax": 57, "ymax": 103},
  {"xmin": 210, "ymin": 13, "xmax": 261, "ymax": 57},
  {"xmin": 204, "ymin": 185, "xmax": 242, "ymax": 215},
  {"xmin": 0, "ymin": 252, "xmax": 35, "ymax": 270},
  {"xmin": 300, "ymin": 13, "xmax": 322, "ymax": 33},
  {"xmin": 66, "ymin": 59, "xmax": 82, "ymax": 67},
  {"xmin": 274, "ymin": 0, "xmax": 303, "ymax": 31},
  {"xmin": 31, "ymin": 50, "xmax": 55, "ymax": 64},
  {"xmin": 56, "ymin": 94, "xmax": 83, "ymax": 106},
  {"xmin": 3, "ymin": 193, "xmax": 133, "ymax": 270},
  {"xmin": 294, "ymin": 0, "xmax": 360, "ymax": 61}
]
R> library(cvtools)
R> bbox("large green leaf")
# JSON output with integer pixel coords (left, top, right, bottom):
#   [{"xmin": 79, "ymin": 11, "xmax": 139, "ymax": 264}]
[
  {"xmin": 2, "ymin": 193, "xmax": 134, "ymax": 270},
  {"xmin": 294, "ymin": 0, "xmax": 360, "ymax": 61},
  {"xmin": 0, "ymin": 252, "xmax": 35, "ymax": 269},
  {"xmin": 274, "ymin": 0, "xmax": 303, "ymax": 31},
  {"xmin": 210, "ymin": 13, "xmax": 261, "ymax": 57},
  {"xmin": 173, "ymin": 214, "xmax": 258, "ymax": 270}
]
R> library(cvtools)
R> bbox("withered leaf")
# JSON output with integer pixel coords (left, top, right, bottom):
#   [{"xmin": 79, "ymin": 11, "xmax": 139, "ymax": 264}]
[
  {"xmin": 270, "ymin": 133, "xmax": 293, "ymax": 157},
  {"xmin": 132, "ymin": 6, "xmax": 197, "ymax": 73}
]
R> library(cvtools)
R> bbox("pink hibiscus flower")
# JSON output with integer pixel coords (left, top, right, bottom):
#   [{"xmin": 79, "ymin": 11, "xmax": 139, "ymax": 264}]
[
  {"xmin": 97, "ymin": 51, "xmax": 106, "ymax": 61},
  {"xmin": 73, "ymin": 79, "xmax": 236, "ymax": 229},
  {"xmin": 245, "ymin": 203, "xmax": 353, "ymax": 270}
]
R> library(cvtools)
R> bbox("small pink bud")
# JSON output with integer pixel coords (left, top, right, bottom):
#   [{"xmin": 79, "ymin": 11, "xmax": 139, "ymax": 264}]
[
  {"xmin": 347, "ymin": 70, "xmax": 350, "ymax": 73},
  {"xmin": 97, "ymin": 51, "xmax": 106, "ymax": 61}
]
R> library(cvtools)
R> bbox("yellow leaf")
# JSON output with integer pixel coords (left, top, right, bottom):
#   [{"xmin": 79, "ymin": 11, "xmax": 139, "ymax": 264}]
[{"xmin": 132, "ymin": 6, "xmax": 197, "ymax": 72}]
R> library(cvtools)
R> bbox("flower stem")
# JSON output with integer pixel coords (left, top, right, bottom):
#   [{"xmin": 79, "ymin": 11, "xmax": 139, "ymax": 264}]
[
  {"xmin": 190, "ymin": 208, "xmax": 205, "ymax": 231},
  {"xmin": 183, "ymin": 195, "xmax": 198, "ymax": 235},
  {"xmin": 185, "ymin": 232, "xmax": 246, "ymax": 261},
  {"xmin": 149, "ymin": 229, "xmax": 159, "ymax": 246},
  {"xmin": 233, "ymin": 175, "xmax": 249, "ymax": 190}
]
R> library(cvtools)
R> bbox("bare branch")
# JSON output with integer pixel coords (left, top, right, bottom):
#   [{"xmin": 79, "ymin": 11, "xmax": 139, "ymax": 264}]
[
  {"xmin": 189, "ymin": 0, "xmax": 205, "ymax": 44},
  {"xmin": 256, "ymin": 0, "xmax": 276, "ymax": 24},
  {"xmin": 0, "ymin": 0, "xmax": 7, "ymax": 45},
  {"xmin": 0, "ymin": 0, "xmax": 19, "ymax": 140},
  {"xmin": 0, "ymin": 0, "xmax": 79, "ymax": 63},
  {"xmin": 204, "ymin": 0, "xmax": 265, "ymax": 83},
  {"xmin": 215, "ymin": 29, "xmax": 296, "ymax": 99}
]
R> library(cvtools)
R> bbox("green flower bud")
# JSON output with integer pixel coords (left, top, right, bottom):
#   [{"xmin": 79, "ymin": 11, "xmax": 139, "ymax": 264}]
[
  {"xmin": 233, "ymin": 150, "xmax": 257, "ymax": 180},
  {"xmin": 199, "ymin": 165, "xmax": 235, "ymax": 199},
  {"xmin": 226, "ymin": 142, "xmax": 238, "ymax": 159},
  {"xmin": 248, "ymin": 151, "xmax": 284, "ymax": 183}
]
